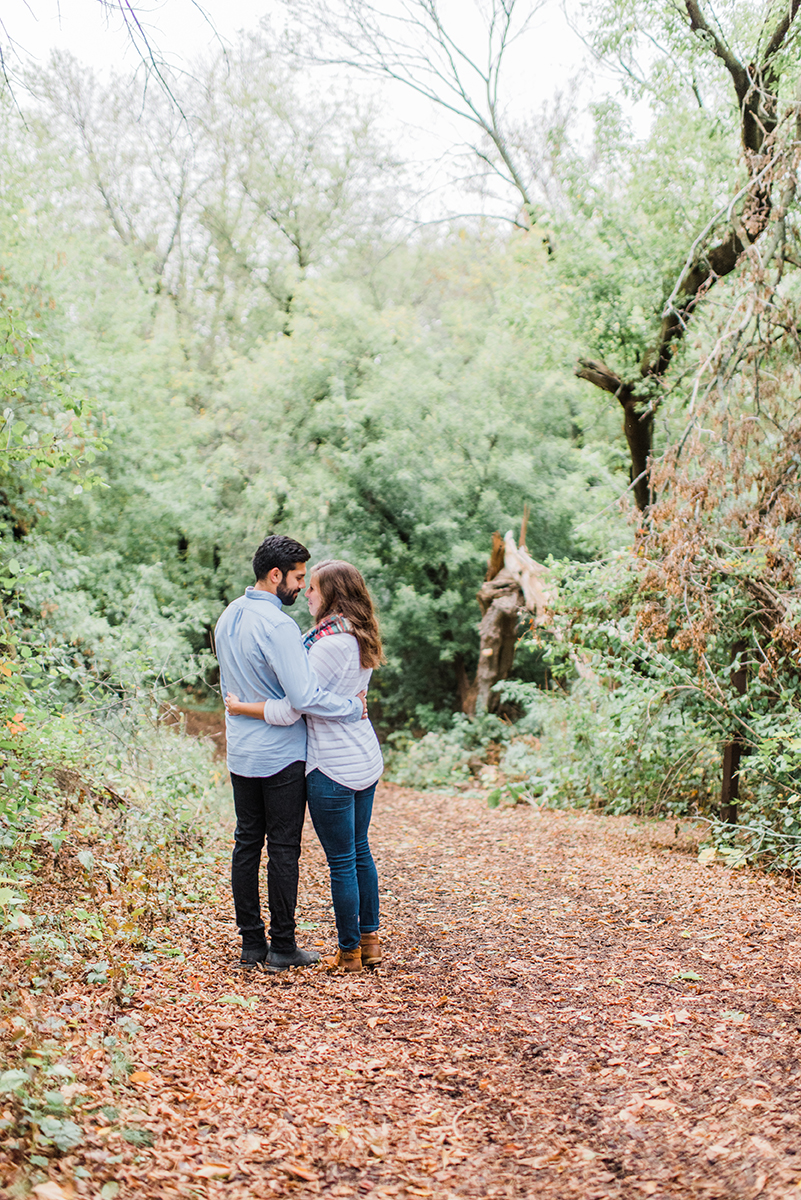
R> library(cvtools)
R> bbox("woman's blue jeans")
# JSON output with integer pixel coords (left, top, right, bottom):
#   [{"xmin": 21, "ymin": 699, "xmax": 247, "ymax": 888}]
[{"xmin": 306, "ymin": 768, "xmax": 379, "ymax": 951}]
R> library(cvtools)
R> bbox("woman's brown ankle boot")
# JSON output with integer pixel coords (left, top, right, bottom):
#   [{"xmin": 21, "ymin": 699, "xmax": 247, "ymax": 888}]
[
  {"xmin": 360, "ymin": 932, "xmax": 382, "ymax": 968},
  {"xmin": 323, "ymin": 946, "xmax": 362, "ymax": 973}
]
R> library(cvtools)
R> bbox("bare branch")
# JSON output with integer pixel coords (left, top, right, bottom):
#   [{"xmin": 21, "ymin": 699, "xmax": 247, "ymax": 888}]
[{"xmin": 279, "ymin": 0, "xmax": 544, "ymax": 215}]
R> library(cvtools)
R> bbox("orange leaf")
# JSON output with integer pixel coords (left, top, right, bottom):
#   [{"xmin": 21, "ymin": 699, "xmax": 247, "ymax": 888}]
[
  {"xmin": 283, "ymin": 1163, "xmax": 318, "ymax": 1182},
  {"xmin": 195, "ymin": 1164, "xmax": 231, "ymax": 1179},
  {"xmin": 130, "ymin": 1071, "xmax": 154, "ymax": 1084}
]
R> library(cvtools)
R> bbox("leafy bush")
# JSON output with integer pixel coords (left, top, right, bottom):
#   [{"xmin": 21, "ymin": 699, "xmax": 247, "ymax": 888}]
[
  {"xmin": 499, "ymin": 676, "xmax": 719, "ymax": 816},
  {"xmin": 383, "ymin": 710, "xmax": 512, "ymax": 790}
]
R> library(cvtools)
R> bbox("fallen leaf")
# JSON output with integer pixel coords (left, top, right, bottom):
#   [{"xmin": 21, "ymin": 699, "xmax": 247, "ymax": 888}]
[
  {"xmin": 739, "ymin": 1097, "xmax": 764, "ymax": 1110},
  {"xmin": 195, "ymin": 1163, "xmax": 231, "ymax": 1179},
  {"xmin": 283, "ymin": 1163, "xmax": 318, "ymax": 1182},
  {"xmin": 32, "ymin": 1186, "xmax": 71, "ymax": 1200},
  {"xmin": 129, "ymin": 1071, "xmax": 153, "ymax": 1084},
  {"xmin": 636, "ymin": 1183, "xmax": 658, "ymax": 1196},
  {"xmin": 706, "ymin": 1144, "xmax": 731, "ymax": 1162},
  {"xmin": 519, "ymin": 1150, "xmax": 563, "ymax": 1168},
  {"xmin": 643, "ymin": 1098, "xmax": 675, "ymax": 1112},
  {"xmin": 238, "ymin": 1133, "xmax": 264, "ymax": 1155}
]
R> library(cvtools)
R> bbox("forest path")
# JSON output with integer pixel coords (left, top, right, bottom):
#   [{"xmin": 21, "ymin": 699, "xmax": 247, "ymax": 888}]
[{"xmin": 16, "ymin": 784, "xmax": 801, "ymax": 1200}]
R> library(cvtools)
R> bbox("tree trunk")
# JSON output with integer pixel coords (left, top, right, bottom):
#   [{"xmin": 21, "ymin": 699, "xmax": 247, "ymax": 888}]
[
  {"xmin": 474, "ymin": 570, "xmax": 523, "ymax": 714},
  {"xmin": 720, "ymin": 641, "xmax": 748, "ymax": 825}
]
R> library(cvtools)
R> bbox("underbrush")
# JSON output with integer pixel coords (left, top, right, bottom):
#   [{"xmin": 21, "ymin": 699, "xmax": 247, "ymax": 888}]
[
  {"xmin": 385, "ymin": 674, "xmax": 801, "ymax": 874},
  {"xmin": 383, "ymin": 710, "xmax": 519, "ymax": 790},
  {"xmin": 0, "ymin": 712, "xmax": 229, "ymax": 1193},
  {"xmin": 0, "ymin": 584, "xmax": 230, "ymax": 1192}
]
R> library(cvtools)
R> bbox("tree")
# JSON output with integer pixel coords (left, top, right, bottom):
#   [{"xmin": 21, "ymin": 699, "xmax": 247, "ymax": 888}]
[
  {"xmin": 281, "ymin": 0, "xmax": 801, "ymax": 509},
  {"xmin": 281, "ymin": 0, "xmax": 553, "ymax": 224},
  {"xmin": 573, "ymin": 0, "xmax": 801, "ymax": 508}
]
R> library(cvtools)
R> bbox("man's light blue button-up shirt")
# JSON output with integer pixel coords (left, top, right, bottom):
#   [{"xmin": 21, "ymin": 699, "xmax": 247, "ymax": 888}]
[{"xmin": 215, "ymin": 588, "xmax": 362, "ymax": 778}]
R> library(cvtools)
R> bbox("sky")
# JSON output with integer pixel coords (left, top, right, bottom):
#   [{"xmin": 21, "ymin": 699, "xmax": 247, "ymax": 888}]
[
  {"xmin": 10, "ymin": 0, "xmax": 589, "ymax": 95},
  {"xmin": 6, "ymin": 1, "xmax": 616, "ymax": 223}
]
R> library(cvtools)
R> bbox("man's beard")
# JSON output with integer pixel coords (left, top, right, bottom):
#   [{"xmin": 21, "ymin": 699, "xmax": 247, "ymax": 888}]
[{"xmin": 276, "ymin": 579, "xmax": 299, "ymax": 606}]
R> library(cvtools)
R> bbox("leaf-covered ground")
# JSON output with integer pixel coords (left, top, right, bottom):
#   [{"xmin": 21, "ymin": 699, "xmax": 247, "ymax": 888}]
[{"xmin": 4, "ymin": 783, "xmax": 801, "ymax": 1199}]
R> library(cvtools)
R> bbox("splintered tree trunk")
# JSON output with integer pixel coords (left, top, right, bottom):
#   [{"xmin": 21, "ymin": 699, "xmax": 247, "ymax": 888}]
[
  {"xmin": 474, "ymin": 582, "xmax": 521, "ymax": 714},
  {"xmin": 470, "ymin": 530, "xmax": 556, "ymax": 715},
  {"xmin": 720, "ymin": 641, "xmax": 748, "ymax": 825}
]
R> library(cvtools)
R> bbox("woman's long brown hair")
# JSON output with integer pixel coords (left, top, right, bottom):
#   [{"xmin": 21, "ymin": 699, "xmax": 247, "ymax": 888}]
[{"xmin": 312, "ymin": 560, "xmax": 385, "ymax": 669}]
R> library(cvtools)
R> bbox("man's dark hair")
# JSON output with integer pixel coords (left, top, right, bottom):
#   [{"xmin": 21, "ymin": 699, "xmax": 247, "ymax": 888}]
[{"xmin": 252, "ymin": 535, "xmax": 310, "ymax": 581}]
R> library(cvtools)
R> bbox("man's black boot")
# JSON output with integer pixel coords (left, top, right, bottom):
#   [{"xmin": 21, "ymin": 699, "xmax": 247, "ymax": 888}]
[
  {"xmin": 239, "ymin": 945, "xmax": 270, "ymax": 969},
  {"xmin": 266, "ymin": 946, "xmax": 321, "ymax": 972}
]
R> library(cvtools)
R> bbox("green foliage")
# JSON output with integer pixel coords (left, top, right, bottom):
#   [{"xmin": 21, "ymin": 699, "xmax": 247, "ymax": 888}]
[
  {"xmin": 4, "ymin": 4, "xmax": 801, "ymax": 881},
  {"xmin": 384, "ymin": 710, "xmax": 512, "ymax": 789},
  {"xmin": 0, "ymin": 1060, "xmax": 84, "ymax": 1159}
]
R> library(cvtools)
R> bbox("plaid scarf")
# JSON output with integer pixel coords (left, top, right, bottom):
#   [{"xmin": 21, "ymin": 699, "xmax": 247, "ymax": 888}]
[{"xmin": 302, "ymin": 612, "xmax": 353, "ymax": 650}]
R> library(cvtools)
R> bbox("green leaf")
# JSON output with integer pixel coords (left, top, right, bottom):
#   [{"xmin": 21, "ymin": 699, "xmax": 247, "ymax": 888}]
[
  {"xmin": 672, "ymin": 970, "xmax": 702, "ymax": 982},
  {"xmin": 38, "ymin": 1116, "xmax": 84, "ymax": 1151},
  {"xmin": 219, "ymin": 993, "xmax": 257, "ymax": 1009},
  {"xmin": 0, "ymin": 1069, "xmax": 29, "ymax": 1093},
  {"xmin": 121, "ymin": 1127, "xmax": 155, "ymax": 1147}
]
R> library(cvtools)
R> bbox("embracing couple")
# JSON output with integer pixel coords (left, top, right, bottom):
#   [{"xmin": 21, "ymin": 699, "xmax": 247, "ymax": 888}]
[{"xmin": 215, "ymin": 534, "xmax": 384, "ymax": 975}]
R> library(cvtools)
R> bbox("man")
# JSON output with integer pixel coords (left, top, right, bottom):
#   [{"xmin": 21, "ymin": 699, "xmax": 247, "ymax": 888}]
[{"xmin": 215, "ymin": 534, "xmax": 365, "ymax": 972}]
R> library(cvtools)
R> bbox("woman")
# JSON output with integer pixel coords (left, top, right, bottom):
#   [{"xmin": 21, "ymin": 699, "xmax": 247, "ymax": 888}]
[{"xmin": 225, "ymin": 560, "xmax": 384, "ymax": 973}]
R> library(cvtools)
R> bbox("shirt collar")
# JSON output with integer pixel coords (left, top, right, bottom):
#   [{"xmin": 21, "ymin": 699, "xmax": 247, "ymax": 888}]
[{"xmin": 245, "ymin": 586, "xmax": 282, "ymax": 609}]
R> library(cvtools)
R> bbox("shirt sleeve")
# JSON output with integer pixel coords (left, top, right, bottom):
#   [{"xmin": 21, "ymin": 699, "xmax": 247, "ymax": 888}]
[
  {"xmin": 268, "ymin": 620, "xmax": 362, "ymax": 722},
  {"xmin": 262, "ymin": 696, "xmax": 302, "ymax": 726}
]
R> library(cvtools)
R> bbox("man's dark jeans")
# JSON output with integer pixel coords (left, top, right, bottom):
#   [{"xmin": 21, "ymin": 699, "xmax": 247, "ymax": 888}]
[{"xmin": 230, "ymin": 761, "xmax": 306, "ymax": 954}]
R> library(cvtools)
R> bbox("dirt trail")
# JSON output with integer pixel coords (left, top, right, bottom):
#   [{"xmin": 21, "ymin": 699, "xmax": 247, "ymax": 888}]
[{"xmin": 7, "ymin": 783, "xmax": 801, "ymax": 1199}]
